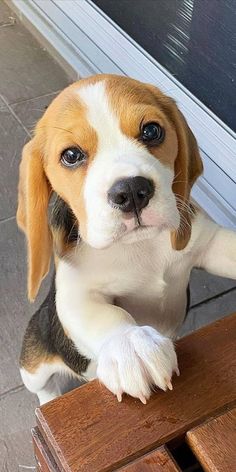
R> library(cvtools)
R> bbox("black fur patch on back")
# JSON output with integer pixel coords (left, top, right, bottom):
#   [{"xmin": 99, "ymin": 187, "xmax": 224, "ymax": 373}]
[{"xmin": 20, "ymin": 277, "xmax": 90, "ymax": 375}]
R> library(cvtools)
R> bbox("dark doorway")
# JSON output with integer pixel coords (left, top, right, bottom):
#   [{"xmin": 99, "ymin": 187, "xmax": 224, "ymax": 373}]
[{"xmin": 93, "ymin": 0, "xmax": 236, "ymax": 132}]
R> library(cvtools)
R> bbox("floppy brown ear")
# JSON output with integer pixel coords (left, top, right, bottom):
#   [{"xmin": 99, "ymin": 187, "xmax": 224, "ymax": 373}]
[
  {"xmin": 167, "ymin": 100, "xmax": 203, "ymax": 250},
  {"xmin": 17, "ymin": 139, "xmax": 52, "ymax": 301}
]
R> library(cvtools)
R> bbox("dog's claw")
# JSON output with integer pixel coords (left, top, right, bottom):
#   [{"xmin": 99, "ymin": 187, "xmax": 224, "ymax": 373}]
[
  {"xmin": 117, "ymin": 392, "xmax": 122, "ymax": 402},
  {"xmin": 139, "ymin": 394, "xmax": 147, "ymax": 404},
  {"xmin": 175, "ymin": 367, "xmax": 180, "ymax": 377},
  {"xmin": 167, "ymin": 380, "xmax": 173, "ymax": 391}
]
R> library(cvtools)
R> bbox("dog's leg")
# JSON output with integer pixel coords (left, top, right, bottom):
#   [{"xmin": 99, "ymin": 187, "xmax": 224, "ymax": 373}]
[
  {"xmin": 57, "ymin": 265, "xmax": 178, "ymax": 403},
  {"xmin": 197, "ymin": 225, "xmax": 236, "ymax": 279},
  {"xmin": 19, "ymin": 288, "xmax": 71, "ymax": 405},
  {"xmin": 20, "ymin": 359, "xmax": 66, "ymax": 405}
]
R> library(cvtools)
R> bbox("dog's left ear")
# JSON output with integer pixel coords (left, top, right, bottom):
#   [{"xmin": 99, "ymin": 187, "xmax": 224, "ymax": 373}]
[
  {"xmin": 165, "ymin": 99, "xmax": 203, "ymax": 250},
  {"xmin": 17, "ymin": 138, "xmax": 52, "ymax": 301}
]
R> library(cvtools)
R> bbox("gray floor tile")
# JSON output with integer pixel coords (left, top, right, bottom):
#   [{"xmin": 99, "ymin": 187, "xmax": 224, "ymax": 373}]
[
  {"xmin": 0, "ymin": 218, "xmax": 51, "ymax": 395},
  {"xmin": 180, "ymin": 288, "xmax": 236, "ymax": 337},
  {"xmin": 0, "ymin": 95, "xmax": 6, "ymax": 108},
  {"xmin": 0, "ymin": 1, "xmax": 16, "ymax": 25},
  {"xmin": 190, "ymin": 268, "xmax": 236, "ymax": 306},
  {"xmin": 0, "ymin": 387, "xmax": 37, "ymax": 471},
  {"xmin": 0, "ymin": 98, "xmax": 29, "ymax": 220},
  {"xmin": 0, "ymin": 4, "xmax": 71, "ymax": 104},
  {"xmin": 0, "ymin": 382, "xmax": 82, "ymax": 472},
  {"xmin": 12, "ymin": 91, "xmax": 60, "ymax": 134}
]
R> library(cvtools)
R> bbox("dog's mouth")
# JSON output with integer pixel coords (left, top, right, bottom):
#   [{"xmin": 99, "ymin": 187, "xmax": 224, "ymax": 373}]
[
  {"xmin": 116, "ymin": 218, "xmax": 158, "ymax": 244},
  {"xmin": 122, "ymin": 209, "xmax": 158, "ymax": 234},
  {"xmin": 114, "ymin": 206, "xmax": 173, "ymax": 245},
  {"xmin": 131, "ymin": 220, "xmax": 149, "ymax": 233},
  {"xmin": 121, "ymin": 225, "xmax": 157, "ymax": 244}
]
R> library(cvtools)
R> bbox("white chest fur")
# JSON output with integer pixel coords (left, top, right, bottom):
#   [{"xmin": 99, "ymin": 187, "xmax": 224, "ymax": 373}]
[{"xmin": 56, "ymin": 225, "xmax": 199, "ymax": 360}]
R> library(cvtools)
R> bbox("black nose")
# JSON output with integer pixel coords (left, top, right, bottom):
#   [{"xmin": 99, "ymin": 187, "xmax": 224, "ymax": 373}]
[{"xmin": 108, "ymin": 177, "xmax": 154, "ymax": 213}]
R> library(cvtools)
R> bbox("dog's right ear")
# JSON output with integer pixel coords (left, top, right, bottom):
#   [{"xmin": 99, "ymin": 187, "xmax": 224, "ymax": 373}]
[{"xmin": 17, "ymin": 138, "xmax": 52, "ymax": 302}]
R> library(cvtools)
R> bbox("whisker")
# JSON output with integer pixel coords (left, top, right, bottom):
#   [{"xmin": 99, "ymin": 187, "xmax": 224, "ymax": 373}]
[
  {"xmin": 37, "ymin": 125, "xmax": 73, "ymax": 134},
  {"xmin": 66, "ymin": 220, "xmax": 78, "ymax": 244},
  {"xmin": 172, "ymin": 170, "xmax": 182, "ymax": 183},
  {"xmin": 172, "ymin": 180, "xmax": 189, "ymax": 185},
  {"xmin": 175, "ymin": 198, "xmax": 195, "ymax": 217}
]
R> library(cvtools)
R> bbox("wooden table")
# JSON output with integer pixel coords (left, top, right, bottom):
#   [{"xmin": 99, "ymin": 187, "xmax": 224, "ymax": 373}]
[{"xmin": 32, "ymin": 314, "xmax": 236, "ymax": 471}]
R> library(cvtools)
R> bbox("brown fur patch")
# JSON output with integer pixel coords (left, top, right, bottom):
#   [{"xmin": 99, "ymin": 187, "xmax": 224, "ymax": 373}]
[
  {"xmin": 20, "ymin": 351, "xmax": 62, "ymax": 374},
  {"xmin": 38, "ymin": 93, "xmax": 98, "ymax": 240},
  {"xmin": 17, "ymin": 140, "xmax": 53, "ymax": 301},
  {"xmin": 105, "ymin": 76, "xmax": 178, "ymax": 169}
]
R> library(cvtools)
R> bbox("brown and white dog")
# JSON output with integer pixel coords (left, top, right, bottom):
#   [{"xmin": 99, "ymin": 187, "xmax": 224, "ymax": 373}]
[{"xmin": 17, "ymin": 75, "xmax": 236, "ymax": 405}]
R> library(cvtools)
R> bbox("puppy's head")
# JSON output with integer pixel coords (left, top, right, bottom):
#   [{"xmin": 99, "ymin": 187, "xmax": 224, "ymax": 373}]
[{"xmin": 17, "ymin": 74, "xmax": 203, "ymax": 300}]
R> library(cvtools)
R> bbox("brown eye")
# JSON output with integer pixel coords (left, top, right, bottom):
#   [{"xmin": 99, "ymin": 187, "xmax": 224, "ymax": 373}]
[
  {"xmin": 141, "ymin": 122, "xmax": 165, "ymax": 145},
  {"xmin": 60, "ymin": 147, "xmax": 86, "ymax": 168}
]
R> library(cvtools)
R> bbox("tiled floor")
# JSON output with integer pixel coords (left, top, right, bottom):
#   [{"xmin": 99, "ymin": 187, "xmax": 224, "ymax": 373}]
[{"xmin": 0, "ymin": 2, "xmax": 235, "ymax": 470}]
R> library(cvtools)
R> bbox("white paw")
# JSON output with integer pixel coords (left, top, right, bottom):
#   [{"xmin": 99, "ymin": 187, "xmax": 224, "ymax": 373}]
[{"xmin": 97, "ymin": 325, "xmax": 179, "ymax": 403}]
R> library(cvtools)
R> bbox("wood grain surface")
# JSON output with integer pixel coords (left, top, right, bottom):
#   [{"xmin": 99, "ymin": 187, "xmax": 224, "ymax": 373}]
[
  {"xmin": 187, "ymin": 407, "xmax": 236, "ymax": 471},
  {"xmin": 32, "ymin": 427, "xmax": 60, "ymax": 472},
  {"xmin": 36, "ymin": 314, "xmax": 236, "ymax": 472},
  {"xmin": 118, "ymin": 447, "xmax": 180, "ymax": 471}
]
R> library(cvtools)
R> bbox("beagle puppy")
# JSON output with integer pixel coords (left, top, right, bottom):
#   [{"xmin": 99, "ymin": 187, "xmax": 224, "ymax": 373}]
[{"xmin": 17, "ymin": 74, "xmax": 236, "ymax": 405}]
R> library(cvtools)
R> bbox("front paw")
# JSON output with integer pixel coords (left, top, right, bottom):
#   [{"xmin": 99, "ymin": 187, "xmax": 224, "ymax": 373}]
[{"xmin": 97, "ymin": 326, "xmax": 179, "ymax": 403}]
